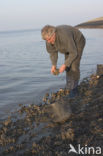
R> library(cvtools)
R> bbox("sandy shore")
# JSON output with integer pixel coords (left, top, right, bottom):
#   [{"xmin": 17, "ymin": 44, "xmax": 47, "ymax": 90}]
[
  {"xmin": 75, "ymin": 17, "xmax": 103, "ymax": 29},
  {"xmin": 0, "ymin": 73, "xmax": 103, "ymax": 156}
]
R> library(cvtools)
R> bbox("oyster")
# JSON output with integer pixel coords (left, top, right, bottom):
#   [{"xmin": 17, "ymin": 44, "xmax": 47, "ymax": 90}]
[{"xmin": 53, "ymin": 69, "xmax": 59, "ymax": 75}]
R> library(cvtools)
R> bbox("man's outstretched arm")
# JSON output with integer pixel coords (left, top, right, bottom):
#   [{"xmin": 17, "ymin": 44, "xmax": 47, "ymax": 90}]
[
  {"xmin": 49, "ymin": 52, "xmax": 58, "ymax": 74},
  {"xmin": 49, "ymin": 51, "xmax": 58, "ymax": 66},
  {"xmin": 46, "ymin": 42, "xmax": 58, "ymax": 73}
]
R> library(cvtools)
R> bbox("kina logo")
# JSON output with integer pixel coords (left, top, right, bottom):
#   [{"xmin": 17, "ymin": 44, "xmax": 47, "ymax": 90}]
[
  {"xmin": 68, "ymin": 144, "xmax": 78, "ymax": 154},
  {"xmin": 68, "ymin": 144, "xmax": 102, "ymax": 155}
]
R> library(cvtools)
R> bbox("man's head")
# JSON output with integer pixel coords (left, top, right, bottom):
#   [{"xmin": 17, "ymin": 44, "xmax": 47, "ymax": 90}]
[{"xmin": 41, "ymin": 25, "xmax": 56, "ymax": 44}]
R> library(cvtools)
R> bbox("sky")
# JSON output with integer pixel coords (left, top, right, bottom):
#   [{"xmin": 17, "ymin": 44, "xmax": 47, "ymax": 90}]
[{"xmin": 0, "ymin": 0, "xmax": 103, "ymax": 31}]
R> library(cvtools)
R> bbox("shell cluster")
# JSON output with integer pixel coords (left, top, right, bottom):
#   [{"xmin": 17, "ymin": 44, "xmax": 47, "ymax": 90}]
[
  {"xmin": 52, "ymin": 68, "xmax": 59, "ymax": 75},
  {"xmin": 42, "ymin": 88, "xmax": 70, "ymax": 104}
]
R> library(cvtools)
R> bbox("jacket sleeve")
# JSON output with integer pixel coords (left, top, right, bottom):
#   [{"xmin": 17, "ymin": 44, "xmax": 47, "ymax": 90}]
[
  {"xmin": 64, "ymin": 38, "xmax": 77, "ymax": 67},
  {"xmin": 46, "ymin": 42, "xmax": 58, "ymax": 66}
]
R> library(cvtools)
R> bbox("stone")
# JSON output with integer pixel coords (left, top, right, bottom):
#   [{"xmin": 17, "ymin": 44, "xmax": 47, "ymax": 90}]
[
  {"xmin": 97, "ymin": 64, "xmax": 103, "ymax": 76},
  {"xmin": 50, "ymin": 99, "xmax": 72, "ymax": 123}
]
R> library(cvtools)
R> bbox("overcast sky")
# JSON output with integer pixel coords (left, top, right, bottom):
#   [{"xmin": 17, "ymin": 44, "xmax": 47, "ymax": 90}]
[{"xmin": 0, "ymin": 0, "xmax": 103, "ymax": 31}]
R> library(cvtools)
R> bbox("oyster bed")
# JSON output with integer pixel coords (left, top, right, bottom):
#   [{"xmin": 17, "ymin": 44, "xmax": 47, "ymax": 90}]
[{"xmin": 0, "ymin": 74, "xmax": 103, "ymax": 156}]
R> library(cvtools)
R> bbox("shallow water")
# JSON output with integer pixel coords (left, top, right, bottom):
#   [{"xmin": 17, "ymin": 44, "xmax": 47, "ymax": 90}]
[{"xmin": 0, "ymin": 29, "xmax": 103, "ymax": 118}]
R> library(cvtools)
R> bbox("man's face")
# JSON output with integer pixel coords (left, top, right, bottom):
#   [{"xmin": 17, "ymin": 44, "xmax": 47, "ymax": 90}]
[{"xmin": 45, "ymin": 33, "xmax": 56, "ymax": 44}]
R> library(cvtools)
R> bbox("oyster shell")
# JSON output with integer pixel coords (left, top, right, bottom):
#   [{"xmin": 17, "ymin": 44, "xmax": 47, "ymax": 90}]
[{"xmin": 53, "ymin": 69, "xmax": 59, "ymax": 75}]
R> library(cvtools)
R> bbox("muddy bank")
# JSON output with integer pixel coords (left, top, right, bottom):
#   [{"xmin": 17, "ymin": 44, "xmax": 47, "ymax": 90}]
[{"xmin": 0, "ymin": 74, "xmax": 103, "ymax": 156}]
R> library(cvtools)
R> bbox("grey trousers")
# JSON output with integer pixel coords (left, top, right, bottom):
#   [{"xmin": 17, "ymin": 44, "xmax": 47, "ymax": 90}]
[{"xmin": 65, "ymin": 39, "xmax": 86, "ymax": 90}]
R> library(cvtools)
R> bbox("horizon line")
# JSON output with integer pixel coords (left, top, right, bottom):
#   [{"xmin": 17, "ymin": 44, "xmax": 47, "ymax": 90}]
[{"xmin": 0, "ymin": 28, "xmax": 41, "ymax": 33}]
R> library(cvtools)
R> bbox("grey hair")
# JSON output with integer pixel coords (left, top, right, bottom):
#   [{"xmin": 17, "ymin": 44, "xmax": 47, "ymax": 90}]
[{"xmin": 41, "ymin": 25, "xmax": 56, "ymax": 40}]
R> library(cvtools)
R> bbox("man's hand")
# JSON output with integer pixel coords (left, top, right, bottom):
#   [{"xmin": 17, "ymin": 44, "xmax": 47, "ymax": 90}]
[
  {"xmin": 51, "ymin": 65, "xmax": 56, "ymax": 74},
  {"xmin": 59, "ymin": 64, "xmax": 66, "ymax": 73}
]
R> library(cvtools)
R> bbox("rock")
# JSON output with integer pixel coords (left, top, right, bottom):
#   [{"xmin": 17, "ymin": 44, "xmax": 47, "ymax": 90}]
[
  {"xmin": 3, "ymin": 118, "xmax": 11, "ymax": 126},
  {"xmin": 42, "ymin": 97, "xmax": 47, "ymax": 102},
  {"xmin": 45, "ymin": 93, "xmax": 49, "ymax": 97},
  {"xmin": 0, "ymin": 134, "xmax": 6, "ymax": 140},
  {"xmin": 96, "ymin": 75, "xmax": 100, "ymax": 79},
  {"xmin": 97, "ymin": 64, "xmax": 103, "ymax": 76},
  {"xmin": 50, "ymin": 99, "xmax": 72, "ymax": 123}
]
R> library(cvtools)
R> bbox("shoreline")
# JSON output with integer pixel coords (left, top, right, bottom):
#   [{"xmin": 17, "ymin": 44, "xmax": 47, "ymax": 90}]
[
  {"xmin": 75, "ymin": 18, "xmax": 103, "ymax": 29},
  {"xmin": 0, "ymin": 72, "xmax": 103, "ymax": 155}
]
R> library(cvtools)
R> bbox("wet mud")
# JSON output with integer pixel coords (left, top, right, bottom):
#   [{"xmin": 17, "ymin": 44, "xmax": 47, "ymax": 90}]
[{"xmin": 0, "ymin": 74, "xmax": 103, "ymax": 156}]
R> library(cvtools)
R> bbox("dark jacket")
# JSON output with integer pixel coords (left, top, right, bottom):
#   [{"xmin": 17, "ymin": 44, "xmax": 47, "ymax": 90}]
[{"xmin": 46, "ymin": 25, "xmax": 85, "ymax": 67}]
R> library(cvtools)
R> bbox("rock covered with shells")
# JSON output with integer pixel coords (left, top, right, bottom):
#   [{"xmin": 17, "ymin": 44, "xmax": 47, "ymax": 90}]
[
  {"xmin": 42, "ymin": 88, "xmax": 70, "ymax": 104},
  {"xmin": 0, "ymin": 74, "xmax": 103, "ymax": 156}
]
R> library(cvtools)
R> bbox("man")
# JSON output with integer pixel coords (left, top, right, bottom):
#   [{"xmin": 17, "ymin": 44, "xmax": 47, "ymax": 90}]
[{"xmin": 41, "ymin": 25, "xmax": 86, "ymax": 98}]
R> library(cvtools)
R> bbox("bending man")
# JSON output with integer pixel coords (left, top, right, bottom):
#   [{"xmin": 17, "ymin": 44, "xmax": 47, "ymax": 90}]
[{"xmin": 41, "ymin": 25, "xmax": 86, "ymax": 97}]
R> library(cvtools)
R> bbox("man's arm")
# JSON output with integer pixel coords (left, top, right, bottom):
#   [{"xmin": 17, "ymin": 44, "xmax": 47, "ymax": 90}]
[
  {"xmin": 64, "ymin": 38, "xmax": 77, "ymax": 67},
  {"xmin": 49, "ymin": 51, "xmax": 58, "ymax": 66},
  {"xmin": 46, "ymin": 42, "xmax": 58, "ymax": 66}
]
